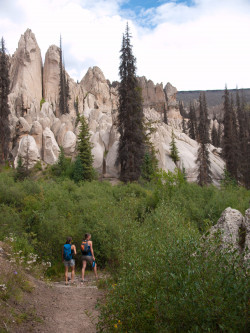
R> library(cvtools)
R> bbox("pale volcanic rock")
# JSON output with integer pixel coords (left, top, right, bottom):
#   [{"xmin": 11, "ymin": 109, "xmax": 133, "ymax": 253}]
[
  {"xmin": 210, "ymin": 208, "xmax": 245, "ymax": 252},
  {"xmin": 42, "ymin": 127, "xmax": 60, "ymax": 164},
  {"xmin": 62, "ymin": 131, "xmax": 77, "ymax": 156},
  {"xmin": 51, "ymin": 118, "xmax": 62, "ymax": 137},
  {"xmin": 14, "ymin": 135, "xmax": 40, "ymax": 168},
  {"xmin": 17, "ymin": 117, "xmax": 32, "ymax": 135},
  {"xmin": 9, "ymin": 29, "xmax": 42, "ymax": 112},
  {"xmin": 80, "ymin": 67, "xmax": 112, "ymax": 112},
  {"xmin": 30, "ymin": 121, "xmax": 43, "ymax": 157},
  {"xmin": 138, "ymin": 76, "xmax": 166, "ymax": 112},
  {"xmin": 144, "ymin": 108, "xmax": 224, "ymax": 184},
  {"xmin": 244, "ymin": 209, "xmax": 250, "ymax": 262},
  {"xmin": 165, "ymin": 82, "xmax": 178, "ymax": 107},
  {"xmin": 43, "ymin": 45, "xmax": 60, "ymax": 106}
]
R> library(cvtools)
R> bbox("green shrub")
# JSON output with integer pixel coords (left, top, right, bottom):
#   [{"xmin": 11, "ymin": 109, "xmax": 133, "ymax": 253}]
[{"xmin": 98, "ymin": 203, "xmax": 249, "ymax": 332}]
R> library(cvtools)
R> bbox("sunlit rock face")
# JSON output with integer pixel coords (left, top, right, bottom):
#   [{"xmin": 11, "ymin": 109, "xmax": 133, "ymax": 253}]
[
  {"xmin": 7, "ymin": 29, "xmax": 225, "ymax": 183},
  {"xmin": 9, "ymin": 29, "xmax": 42, "ymax": 117}
]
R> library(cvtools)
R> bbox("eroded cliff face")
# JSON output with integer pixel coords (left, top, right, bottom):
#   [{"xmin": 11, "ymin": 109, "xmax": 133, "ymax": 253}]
[{"xmin": 7, "ymin": 29, "xmax": 225, "ymax": 183}]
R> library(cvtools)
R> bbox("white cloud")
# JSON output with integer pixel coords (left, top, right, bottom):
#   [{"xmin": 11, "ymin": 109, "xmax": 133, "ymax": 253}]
[{"xmin": 0, "ymin": 0, "xmax": 249, "ymax": 90}]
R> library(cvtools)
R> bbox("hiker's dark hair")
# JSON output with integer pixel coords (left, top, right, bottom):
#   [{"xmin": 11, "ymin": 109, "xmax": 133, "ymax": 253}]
[
  {"xmin": 85, "ymin": 233, "xmax": 91, "ymax": 240},
  {"xmin": 66, "ymin": 237, "xmax": 72, "ymax": 244}
]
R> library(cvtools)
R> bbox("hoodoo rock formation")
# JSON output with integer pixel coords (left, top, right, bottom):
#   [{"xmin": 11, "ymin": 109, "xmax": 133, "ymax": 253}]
[{"xmin": 6, "ymin": 29, "xmax": 225, "ymax": 183}]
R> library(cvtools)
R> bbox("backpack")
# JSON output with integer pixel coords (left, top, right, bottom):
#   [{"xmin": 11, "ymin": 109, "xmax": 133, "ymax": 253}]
[
  {"xmin": 81, "ymin": 240, "xmax": 89, "ymax": 255},
  {"xmin": 63, "ymin": 244, "xmax": 72, "ymax": 261}
]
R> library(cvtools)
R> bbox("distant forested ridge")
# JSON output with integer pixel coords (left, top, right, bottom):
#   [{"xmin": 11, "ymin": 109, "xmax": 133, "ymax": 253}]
[{"xmin": 177, "ymin": 89, "xmax": 250, "ymax": 107}]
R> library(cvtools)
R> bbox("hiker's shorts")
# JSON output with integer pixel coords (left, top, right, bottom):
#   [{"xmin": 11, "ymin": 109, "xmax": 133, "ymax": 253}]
[
  {"xmin": 63, "ymin": 259, "xmax": 75, "ymax": 267},
  {"xmin": 82, "ymin": 255, "xmax": 94, "ymax": 264}
]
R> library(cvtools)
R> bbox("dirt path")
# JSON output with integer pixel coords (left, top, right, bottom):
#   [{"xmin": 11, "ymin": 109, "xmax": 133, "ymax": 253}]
[
  {"xmin": 0, "ymin": 244, "xmax": 105, "ymax": 332},
  {"xmin": 33, "ymin": 275, "xmax": 104, "ymax": 333}
]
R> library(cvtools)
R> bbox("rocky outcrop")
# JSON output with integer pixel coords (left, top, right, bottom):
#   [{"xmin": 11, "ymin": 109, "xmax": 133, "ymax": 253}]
[
  {"xmin": 43, "ymin": 45, "xmax": 60, "ymax": 108},
  {"xmin": 210, "ymin": 208, "xmax": 244, "ymax": 251},
  {"xmin": 138, "ymin": 77, "xmax": 166, "ymax": 112},
  {"xmin": 209, "ymin": 207, "xmax": 250, "ymax": 262},
  {"xmin": 6, "ymin": 29, "xmax": 226, "ymax": 183},
  {"xmin": 80, "ymin": 66, "xmax": 112, "ymax": 112},
  {"xmin": 9, "ymin": 29, "xmax": 42, "ymax": 117}
]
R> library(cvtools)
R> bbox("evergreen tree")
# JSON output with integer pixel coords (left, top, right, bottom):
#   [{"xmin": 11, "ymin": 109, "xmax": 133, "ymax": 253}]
[
  {"xmin": 117, "ymin": 24, "xmax": 145, "ymax": 182},
  {"xmin": 0, "ymin": 37, "xmax": 10, "ymax": 162},
  {"xmin": 196, "ymin": 92, "xmax": 211, "ymax": 186},
  {"xmin": 163, "ymin": 102, "xmax": 168, "ymax": 124},
  {"xmin": 198, "ymin": 92, "xmax": 210, "ymax": 144},
  {"xmin": 196, "ymin": 142, "xmax": 212, "ymax": 186},
  {"xmin": 72, "ymin": 155, "xmax": 84, "ymax": 183},
  {"xmin": 188, "ymin": 102, "xmax": 197, "ymax": 140},
  {"xmin": 217, "ymin": 121, "xmax": 222, "ymax": 147},
  {"xmin": 211, "ymin": 120, "xmax": 219, "ymax": 147},
  {"xmin": 170, "ymin": 129, "xmax": 180, "ymax": 164},
  {"xmin": 236, "ymin": 90, "xmax": 250, "ymax": 188},
  {"xmin": 182, "ymin": 116, "xmax": 187, "ymax": 134},
  {"xmin": 76, "ymin": 115, "xmax": 94, "ymax": 181},
  {"xmin": 141, "ymin": 120, "xmax": 158, "ymax": 182},
  {"xmin": 59, "ymin": 36, "xmax": 70, "ymax": 114},
  {"xmin": 222, "ymin": 87, "xmax": 238, "ymax": 181},
  {"xmin": 52, "ymin": 146, "xmax": 67, "ymax": 176}
]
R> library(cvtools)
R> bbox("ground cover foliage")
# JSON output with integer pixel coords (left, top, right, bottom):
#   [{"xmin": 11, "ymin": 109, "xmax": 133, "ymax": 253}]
[{"xmin": 0, "ymin": 169, "xmax": 249, "ymax": 332}]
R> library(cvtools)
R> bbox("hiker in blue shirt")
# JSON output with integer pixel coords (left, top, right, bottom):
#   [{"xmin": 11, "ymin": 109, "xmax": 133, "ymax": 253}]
[
  {"xmin": 62, "ymin": 237, "xmax": 76, "ymax": 285},
  {"xmin": 81, "ymin": 233, "xmax": 98, "ymax": 282}
]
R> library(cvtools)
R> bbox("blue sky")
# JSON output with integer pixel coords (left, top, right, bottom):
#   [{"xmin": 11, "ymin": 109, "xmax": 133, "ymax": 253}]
[{"xmin": 0, "ymin": 0, "xmax": 250, "ymax": 90}]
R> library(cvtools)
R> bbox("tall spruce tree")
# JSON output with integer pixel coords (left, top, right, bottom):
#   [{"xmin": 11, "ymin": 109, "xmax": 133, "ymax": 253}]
[
  {"xmin": 0, "ymin": 37, "xmax": 10, "ymax": 162},
  {"xmin": 163, "ymin": 102, "xmax": 168, "ymax": 124},
  {"xmin": 222, "ymin": 87, "xmax": 239, "ymax": 180},
  {"xmin": 236, "ymin": 90, "xmax": 250, "ymax": 188},
  {"xmin": 75, "ymin": 115, "xmax": 94, "ymax": 181},
  {"xmin": 117, "ymin": 24, "xmax": 145, "ymax": 182},
  {"xmin": 170, "ymin": 129, "xmax": 180, "ymax": 165},
  {"xmin": 196, "ymin": 92, "xmax": 211, "ymax": 186},
  {"xmin": 211, "ymin": 119, "xmax": 219, "ymax": 147},
  {"xmin": 188, "ymin": 102, "xmax": 197, "ymax": 140},
  {"xmin": 59, "ymin": 36, "xmax": 70, "ymax": 114}
]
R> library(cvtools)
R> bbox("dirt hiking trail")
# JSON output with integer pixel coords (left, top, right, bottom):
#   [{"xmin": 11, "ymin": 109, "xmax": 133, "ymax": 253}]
[{"xmin": 30, "ymin": 275, "xmax": 104, "ymax": 333}]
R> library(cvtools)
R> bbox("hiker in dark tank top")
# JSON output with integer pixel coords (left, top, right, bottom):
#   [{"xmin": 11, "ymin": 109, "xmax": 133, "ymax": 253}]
[
  {"xmin": 81, "ymin": 233, "xmax": 98, "ymax": 282},
  {"xmin": 62, "ymin": 237, "xmax": 76, "ymax": 285}
]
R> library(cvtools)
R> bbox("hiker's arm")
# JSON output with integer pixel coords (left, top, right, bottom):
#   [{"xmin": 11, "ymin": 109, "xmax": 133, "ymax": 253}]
[
  {"xmin": 72, "ymin": 245, "xmax": 76, "ymax": 255},
  {"xmin": 90, "ymin": 242, "xmax": 95, "ymax": 260}
]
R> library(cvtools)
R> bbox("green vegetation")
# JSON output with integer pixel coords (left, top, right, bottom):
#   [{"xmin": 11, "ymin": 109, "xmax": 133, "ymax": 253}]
[
  {"xmin": 0, "ymin": 168, "xmax": 249, "ymax": 331},
  {"xmin": 40, "ymin": 97, "xmax": 45, "ymax": 109},
  {"xmin": 170, "ymin": 129, "xmax": 180, "ymax": 164}
]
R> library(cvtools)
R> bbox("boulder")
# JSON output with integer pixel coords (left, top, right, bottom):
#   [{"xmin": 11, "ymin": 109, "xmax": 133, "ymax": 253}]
[
  {"xmin": 16, "ymin": 117, "xmax": 31, "ymax": 135},
  {"xmin": 62, "ymin": 131, "xmax": 77, "ymax": 156},
  {"xmin": 244, "ymin": 209, "xmax": 250, "ymax": 262},
  {"xmin": 30, "ymin": 121, "xmax": 43, "ymax": 157},
  {"xmin": 14, "ymin": 135, "xmax": 40, "ymax": 168},
  {"xmin": 42, "ymin": 127, "xmax": 60, "ymax": 164},
  {"xmin": 210, "ymin": 207, "xmax": 245, "ymax": 251}
]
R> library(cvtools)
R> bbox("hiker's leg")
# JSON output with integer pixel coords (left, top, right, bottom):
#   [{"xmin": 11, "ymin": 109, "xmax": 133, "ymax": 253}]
[
  {"xmin": 71, "ymin": 263, "xmax": 75, "ymax": 282},
  {"xmin": 81, "ymin": 260, "xmax": 87, "ymax": 280},
  {"xmin": 65, "ymin": 265, "xmax": 69, "ymax": 283},
  {"xmin": 93, "ymin": 262, "xmax": 98, "ymax": 279}
]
